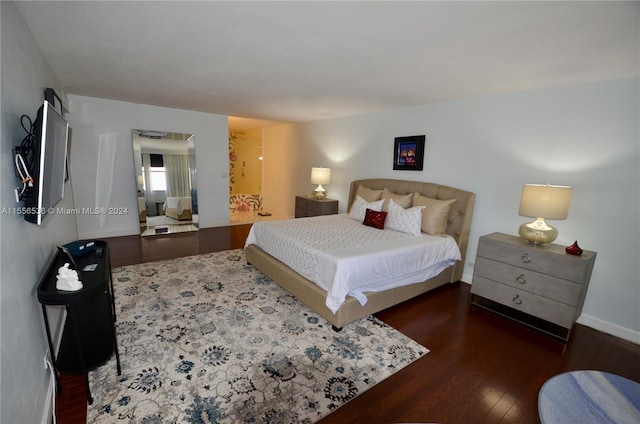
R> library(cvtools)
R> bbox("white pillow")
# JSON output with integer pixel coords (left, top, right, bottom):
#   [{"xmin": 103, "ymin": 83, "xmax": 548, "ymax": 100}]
[
  {"xmin": 348, "ymin": 196, "xmax": 384, "ymax": 222},
  {"xmin": 385, "ymin": 198, "xmax": 424, "ymax": 236}
]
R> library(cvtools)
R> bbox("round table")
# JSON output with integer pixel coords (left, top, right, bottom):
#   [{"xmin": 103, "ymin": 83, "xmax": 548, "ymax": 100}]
[{"xmin": 539, "ymin": 370, "xmax": 640, "ymax": 423}]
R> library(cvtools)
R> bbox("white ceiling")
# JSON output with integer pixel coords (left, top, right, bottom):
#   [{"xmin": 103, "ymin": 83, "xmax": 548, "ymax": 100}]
[
  {"xmin": 15, "ymin": 1, "xmax": 639, "ymax": 130},
  {"xmin": 132, "ymin": 130, "xmax": 194, "ymax": 155}
]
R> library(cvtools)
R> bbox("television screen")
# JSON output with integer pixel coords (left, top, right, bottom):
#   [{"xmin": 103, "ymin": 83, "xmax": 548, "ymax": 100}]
[{"xmin": 24, "ymin": 100, "xmax": 69, "ymax": 225}]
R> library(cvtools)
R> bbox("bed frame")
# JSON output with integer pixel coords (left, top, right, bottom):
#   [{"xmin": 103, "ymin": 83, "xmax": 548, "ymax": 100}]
[
  {"xmin": 164, "ymin": 196, "xmax": 193, "ymax": 221},
  {"xmin": 165, "ymin": 208, "xmax": 192, "ymax": 221},
  {"xmin": 246, "ymin": 178, "xmax": 475, "ymax": 329}
]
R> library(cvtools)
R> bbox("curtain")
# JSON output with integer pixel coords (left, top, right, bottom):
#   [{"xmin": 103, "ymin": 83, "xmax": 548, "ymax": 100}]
[
  {"xmin": 141, "ymin": 153, "xmax": 152, "ymax": 205},
  {"xmin": 164, "ymin": 154, "xmax": 190, "ymax": 197}
]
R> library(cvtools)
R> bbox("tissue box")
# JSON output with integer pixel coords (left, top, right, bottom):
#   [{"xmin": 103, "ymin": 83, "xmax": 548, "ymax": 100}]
[{"xmin": 63, "ymin": 240, "xmax": 96, "ymax": 257}]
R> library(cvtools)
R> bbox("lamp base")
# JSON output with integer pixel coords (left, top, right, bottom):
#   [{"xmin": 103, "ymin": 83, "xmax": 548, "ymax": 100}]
[
  {"xmin": 313, "ymin": 185, "xmax": 327, "ymax": 200},
  {"xmin": 518, "ymin": 217, "xmax": 558, "ymax": 245}
]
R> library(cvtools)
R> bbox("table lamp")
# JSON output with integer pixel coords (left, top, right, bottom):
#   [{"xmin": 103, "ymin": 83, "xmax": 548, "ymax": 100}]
[
  {"xmin": 311, "ymin": 167, "xmax": 331, "ymax": 200},
  {"xmin": 518, "ymin": 183, "xmax": 572, "ymax": 244}
]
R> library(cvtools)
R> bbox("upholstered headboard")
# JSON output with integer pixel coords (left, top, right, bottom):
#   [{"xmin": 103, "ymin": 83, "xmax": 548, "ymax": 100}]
[{"xmin": 348, "ymin": 179, "xmax": 475, "ymax": 282}]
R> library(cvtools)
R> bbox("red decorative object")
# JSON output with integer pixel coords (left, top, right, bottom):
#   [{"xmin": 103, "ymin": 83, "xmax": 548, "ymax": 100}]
[
  {"xmin": 363, "ymin": 208, "xmax": 388, "ymax": 229},
  {"xmin": 566, "ymin": 241, "xmax": 583, "ymax": 256}
]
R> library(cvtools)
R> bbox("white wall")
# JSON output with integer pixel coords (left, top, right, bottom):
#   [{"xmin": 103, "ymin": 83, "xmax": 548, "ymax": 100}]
[
  {"xmin": 1, "ymin": 3, "xmax": 79, "ymax": 423},
  {"xmin": 63, "ymin": 80, "xmax": 638, "ymax": 344},
  {"xmin": 262, "ymin": 78, "xmax": 640, "ymax": 343},
  {"xmin": 66, "ymin": 96, "xmax": 229, "ymax": 238}
]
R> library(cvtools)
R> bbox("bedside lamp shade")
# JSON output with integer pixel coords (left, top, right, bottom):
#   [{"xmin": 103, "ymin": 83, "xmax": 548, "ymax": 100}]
[
  {"xmin": 311, "ymin": 167, "xmax": 331, "ymax": 200},
  {"xmin": 518, "ymin": 183, "xmax": 572, "ymax": 244}
]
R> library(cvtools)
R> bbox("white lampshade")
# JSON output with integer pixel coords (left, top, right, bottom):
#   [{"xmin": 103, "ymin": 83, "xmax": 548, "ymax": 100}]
[
  {"xmin": 310, "ymin": 167, "xmax": 331, "ymax": 199},
  {"xmin": 518, "ymin": 183, "xmax": 572, "ymax": 244},
  {"xmin": 519, "ymin": 184, "xmax": 572, "ymax": 219},
  {"xmin": 310, "ymin": 167, "xmax": 331, "ymax": 185}
]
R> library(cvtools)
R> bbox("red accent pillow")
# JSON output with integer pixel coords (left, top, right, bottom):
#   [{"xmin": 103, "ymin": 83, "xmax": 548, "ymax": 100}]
[{"xmin": 363, "ymin": 208, "xmax": 388, "ymax": 229}]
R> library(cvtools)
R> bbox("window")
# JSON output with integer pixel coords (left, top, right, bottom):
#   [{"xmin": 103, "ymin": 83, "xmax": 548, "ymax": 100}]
[
  {"xmin": 149, "ymin": 167, "xmax": 167, "ymax": 191},
  {"xmin": 142, "ymin": 166, "xmax": 167, "ymax": 192}
]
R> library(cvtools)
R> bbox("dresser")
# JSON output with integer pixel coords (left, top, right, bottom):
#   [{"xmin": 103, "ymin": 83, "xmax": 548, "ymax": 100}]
[
  {"xmin": 470, "ymin": 232, "xmax": 596, "ymax": 340},
  {"xmin": 294, "ymin": 196, "xmax": 338, "ymax": 218}
]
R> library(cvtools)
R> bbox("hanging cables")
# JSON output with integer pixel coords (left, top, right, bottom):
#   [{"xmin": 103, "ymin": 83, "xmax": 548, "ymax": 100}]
[
  {"xmin": 14, "ymin": 114, "xmax": 36, "ymax": 200},
  {"xmin": 15, "ymin": 153, "xmax": 32, "ymax": 195}
]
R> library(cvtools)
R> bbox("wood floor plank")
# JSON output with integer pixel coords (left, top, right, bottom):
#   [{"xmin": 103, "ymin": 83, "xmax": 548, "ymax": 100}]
[{"xmin": 55, "ymin": 225, "xmax": 640, "ymax": 424}]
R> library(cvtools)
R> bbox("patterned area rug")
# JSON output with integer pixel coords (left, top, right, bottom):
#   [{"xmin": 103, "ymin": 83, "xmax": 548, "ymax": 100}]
[{"xmin": 87, "ymin": 249, "xmax": 428, "ymax": 423}]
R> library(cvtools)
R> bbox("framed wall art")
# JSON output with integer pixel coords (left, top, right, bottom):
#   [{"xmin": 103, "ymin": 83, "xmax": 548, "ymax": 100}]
[{"xmin": 393, "ymin": 135, "xmax": 425, "ymax": 171}]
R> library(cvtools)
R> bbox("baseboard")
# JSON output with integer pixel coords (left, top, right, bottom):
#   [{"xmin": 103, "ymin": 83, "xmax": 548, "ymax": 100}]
[
  {"xmin": 40, "ymin": 375, "xmax": 55, "ymax": 424},
  {"xmin": 577, "ymin": 313, "xmax": 640, "ymax": 345}
]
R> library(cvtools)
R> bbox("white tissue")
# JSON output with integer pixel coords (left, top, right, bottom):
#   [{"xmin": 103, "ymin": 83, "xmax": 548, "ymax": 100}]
[{"xmin": 56, "ymin": 263, "xmax": 83, "ymax": 291}]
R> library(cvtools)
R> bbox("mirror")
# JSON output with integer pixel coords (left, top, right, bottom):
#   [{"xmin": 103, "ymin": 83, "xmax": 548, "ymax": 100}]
[{"xmin": 132, "ymin": 130, "xmax": 197, "ymax": 236}]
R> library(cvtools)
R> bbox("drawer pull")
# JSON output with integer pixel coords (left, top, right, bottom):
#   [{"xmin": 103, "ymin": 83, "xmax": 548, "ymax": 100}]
[
  {"xmin": 512, "ymin": 295, "xmax": 523, "ymax": 305},
  {"xmin": 520, "ymin": 253, "xmax": 531, "ymax": 264},
  {"xmin": 516, "ymin": 274, "xmax": 527, "ymax": 284}
]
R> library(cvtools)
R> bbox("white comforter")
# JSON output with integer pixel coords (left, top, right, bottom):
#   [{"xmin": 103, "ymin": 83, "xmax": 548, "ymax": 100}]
[{"xmin": 245, "ymin": 214, "xmax": 461, "ymax": 313}]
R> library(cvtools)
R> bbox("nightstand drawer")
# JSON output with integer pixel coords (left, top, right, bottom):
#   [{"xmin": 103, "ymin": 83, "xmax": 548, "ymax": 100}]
[
  {"xmin": 294, "ymin": 196, "xmax": 338, "ymax": 218},
  {"xmin": 477, "ymin": 233, "xmax": 594, "ymax": 283},
  {"xmin": 473, "ymin": 257, "xmax": 582, "ymax": 306},
  {"xmin": 295, "ymin": 197, "xmax": 337, "ymax": 213},
  {"xmin": 294, "ymin": 208, "xmax": 321, "ymax": 218},
  {"xmin": 471, "ymin": 276, "xmax": 575, "ymax": 328},
  {"xmin": 296, "ymin": 197, "xmax": 319, "ymax": 212}
]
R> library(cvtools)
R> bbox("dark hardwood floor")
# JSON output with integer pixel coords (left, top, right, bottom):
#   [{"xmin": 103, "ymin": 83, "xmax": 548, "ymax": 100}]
[{"xmin": 56, "ymin": 225, "xmax": 640, "ymax": 424}]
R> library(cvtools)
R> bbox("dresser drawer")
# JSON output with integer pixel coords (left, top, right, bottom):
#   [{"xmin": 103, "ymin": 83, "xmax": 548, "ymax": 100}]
[
  {"xmin": 471, "ymin": 276, "xmax": 575, "ymax": 328},
  {"xmin": 473, "ymin": 257, "xmax": 582, "ymax": 306},
  {"xmin": 477, "ymin": 233, "xmax": 595, "ymax": 283}
]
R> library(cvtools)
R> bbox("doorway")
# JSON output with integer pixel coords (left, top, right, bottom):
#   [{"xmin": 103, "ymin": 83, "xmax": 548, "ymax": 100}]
[{"xmin": 228, "ymin": 129, "xmax": 264, "ymax": 224}]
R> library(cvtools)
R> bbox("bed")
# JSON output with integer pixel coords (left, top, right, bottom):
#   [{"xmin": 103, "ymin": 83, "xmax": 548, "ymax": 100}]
[
  {"xmin": 163, "ymin": 196, "xmax": 192, "ymax": 220},
  {"xmin": 245, "ymin": 178, "xmax": 475, "ymax": 330}
]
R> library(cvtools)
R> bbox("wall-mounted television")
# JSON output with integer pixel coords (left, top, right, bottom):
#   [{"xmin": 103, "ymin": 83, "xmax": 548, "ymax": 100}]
[{"xmin": 23, "ymin": 100, "xmax": 69, "ymax": 225}]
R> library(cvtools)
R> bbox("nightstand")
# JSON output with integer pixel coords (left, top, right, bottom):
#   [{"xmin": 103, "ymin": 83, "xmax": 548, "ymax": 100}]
[
  {"xmin": 470, "ymin": 232, "xmax": 596, "ymax": 340},
  {"xmin": 295, "ymin": 196, "xmax": 338, "ymax": 218},
  {"xmin": 37, "ymin": 241, "xmax": 121, "ymax": 404}
]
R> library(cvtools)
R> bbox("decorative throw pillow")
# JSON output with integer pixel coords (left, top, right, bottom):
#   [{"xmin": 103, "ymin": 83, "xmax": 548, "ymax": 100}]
[
  {"xmin": 363, "ymin": 208, "xmax": 388, "ymax": 229},
  {"xmin": 348, "ymin": 196, "xmax": 384, "ymax": 222},
  {"xmin": 412, "ymin": 193, "xmax": 457, "ymax": 237},
  {"xmin": 356, "ymin": 185, "xmax": 384, "ymax": 202},
  {"xmin": 382, "ymin": 188, "xmax": 414, "ymax": 211},
  {"xmin": 385, "ymin": 199, "xmax": 424, "ymax": 236}
]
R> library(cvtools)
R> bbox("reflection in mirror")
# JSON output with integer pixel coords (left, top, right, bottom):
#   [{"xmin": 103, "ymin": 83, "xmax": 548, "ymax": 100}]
[{"xmin": 132, "ymin": 130, "xmax": 197, "ymax": 236}]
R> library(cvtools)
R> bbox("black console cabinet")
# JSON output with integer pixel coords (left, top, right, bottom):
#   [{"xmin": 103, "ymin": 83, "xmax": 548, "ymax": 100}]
[{"xmin": 37, "ymin": 240, "xmax": 121, "ymax": 404}]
